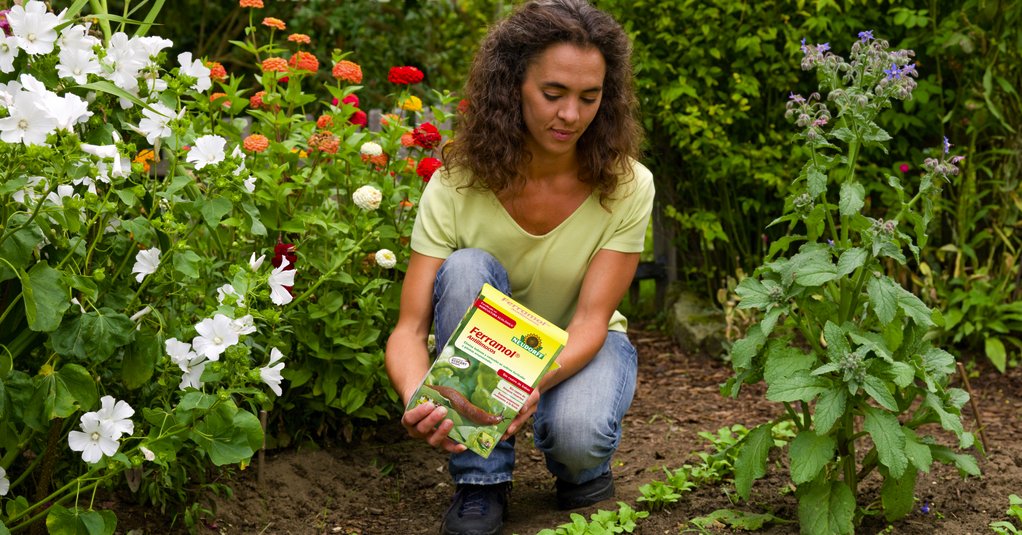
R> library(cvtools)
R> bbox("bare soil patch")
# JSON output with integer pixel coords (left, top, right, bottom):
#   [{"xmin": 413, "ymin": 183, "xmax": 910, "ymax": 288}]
[{"xmin": 116, "ymin": 324, "xmax": 1022, "ymax": 534}]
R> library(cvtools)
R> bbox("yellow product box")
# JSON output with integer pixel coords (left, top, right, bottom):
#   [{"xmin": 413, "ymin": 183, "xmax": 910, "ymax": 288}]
[{"xmin": 407, "ymin": 283, "xmax": 568, "ymax": 458}]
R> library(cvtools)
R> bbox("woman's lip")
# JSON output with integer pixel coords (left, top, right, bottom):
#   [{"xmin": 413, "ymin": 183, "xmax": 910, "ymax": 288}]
[{"xmin": 551, "ymin": 129, "xmax": 573, "ymax": 140}]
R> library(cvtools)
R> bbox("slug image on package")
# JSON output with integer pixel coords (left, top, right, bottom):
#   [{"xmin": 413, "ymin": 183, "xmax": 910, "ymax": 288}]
[{"xmin": 407, "ymin": 283, "xmax": 568, "ymax": 458}]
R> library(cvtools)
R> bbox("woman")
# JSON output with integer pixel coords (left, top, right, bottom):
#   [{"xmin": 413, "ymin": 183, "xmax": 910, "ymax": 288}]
[{"xmin": 384, "ymin": 1, "xmax": 654, "ymax": 533}]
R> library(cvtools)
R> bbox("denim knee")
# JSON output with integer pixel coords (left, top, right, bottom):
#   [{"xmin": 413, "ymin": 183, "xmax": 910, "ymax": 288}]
[
  {"xmin": 535, "ymin": 412, "xmax": 619, "ymax": 481},
  {"xmin": 433, "ymin": 248, "xmax": 511, "ymax": 349}
]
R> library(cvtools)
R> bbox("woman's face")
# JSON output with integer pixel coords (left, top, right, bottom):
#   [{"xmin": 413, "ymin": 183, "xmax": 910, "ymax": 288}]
[{"xmin": 520, "ymin": 43, "xmax": 606, "ymax": 162}]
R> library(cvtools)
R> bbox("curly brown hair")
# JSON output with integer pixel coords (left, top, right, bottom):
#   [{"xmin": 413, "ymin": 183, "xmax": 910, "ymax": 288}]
[{"xmin": 442, "ymin": 0, "xmax": 642, "ymax": 205}]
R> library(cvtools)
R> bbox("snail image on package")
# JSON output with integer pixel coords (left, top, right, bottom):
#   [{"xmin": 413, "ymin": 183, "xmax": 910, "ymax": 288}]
[{"xmin": 406, "ymin": 283, "xmax": 567, "ymax": 458}]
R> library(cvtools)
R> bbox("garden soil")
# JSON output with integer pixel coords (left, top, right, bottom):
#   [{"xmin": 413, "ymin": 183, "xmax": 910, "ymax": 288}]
[{"xmin": 115, "ymin": 324, "xmax": 1022, "ymax": 535}]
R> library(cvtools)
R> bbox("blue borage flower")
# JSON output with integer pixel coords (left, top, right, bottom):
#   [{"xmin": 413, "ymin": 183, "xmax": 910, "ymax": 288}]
[{"xmin": 858, "ymin": 30, "xmax": 874, "ymax": 42}]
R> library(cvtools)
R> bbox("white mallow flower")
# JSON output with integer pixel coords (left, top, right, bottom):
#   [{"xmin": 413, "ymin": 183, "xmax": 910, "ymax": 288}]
[
  {"xmin": 359, "ymin": 141, "xmax": 383, "ymax": 156},
  {"xmin": 0, "ymin": 34, "xmax": 20, "ymax": 74},
  {"xmin": 165, "ymin": 337, "xmax": 197, "ymax": 366},
  {"xmin": 375, "ymin": 249, "xmax": 397, "ymax": 269},
  {"xmin": 68, "ymin": 414, "xmax": 120, "ymax": 464},
  {"xmin": 186, "ymin": 134, "xmax": 227, "ymax": 170},
  {"xmin": 352, "ymin": 185, "xmax": 382, "ymax": 211},
  {"xmin": 12, "ymin": 175, "xmax": 44, "ymax": 204},
  {"xmin": 134, "ymin": 36, "xmax": 173, "ymax": 67},
  {"xmin": 94, "ymin": 395, "xmax": 134, "ymax": 438},
  {"xmin": 177, "ymin": 51, "xmax": 211, "ymax": 92},
  {"xmin": 0, "ymin": 90, "xmax": 58, "ymax": 145},
  {"xmin": 45, "ymin": 184, "xmax": 76, "ymax": 207},
  {"xmin": 243, "ymin": 176, "xmax": 256, "ymax": 193},
  {"xmin": 216, "ymin": 283, "xmax": 240, "ymax": 305},
  {"xmin": 37, "ymin": 91, "xmax": 93, "ymax": 132},
  {"xmin": 6, "ymin": 1, "xmax": 61, "ymax": 56},
  {"xmin": 57, "ymin": 46, "xmax": 101, "ymax": 84},
  {"xmin": 268, "ymin": 256, "xmax": 296, "ymax": 306},
  {"xmin": 136, "ymin": 102, "xmax": 178, "ymax": 145},
  {"xmin": 260, "ymin": 347, "xmax": 286, "ymax": 396},
  {"xmin": 140, "ymin": 446, "xmax": 156, "ymax": 462},
  {"xmin": 132, "ymin": 247, "xmax": 161, "ymax": 283},
  {"xmin": 231, "ymin": 314, "xmax": 256, "ymax": 335},
  {"xmin": 0, "ymin": 466, "xmax": 9, "ymax": 496},
  {"xmin": 58, "ymin": 23, "xmax": 100, "ymax": 53},
  {"xmin": 129, "ymin": 305, "xmax": 152, "ymax": 322},
  {"xmin": 192, "ymin": 314, "xmax": 240, "ymax": 361},
  {"xmin": 249, "ymin": 252, "xmax": 266, "ymax": 271},
  {"xmin": 102, "ymin": 32, "xmax": 145, "ymax": 93},
  {"xmin": 178, "ymin": 353, "xmax": 208, "ymax": 390}
]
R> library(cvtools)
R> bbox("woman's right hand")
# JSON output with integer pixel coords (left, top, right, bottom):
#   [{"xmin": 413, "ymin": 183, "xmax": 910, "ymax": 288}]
[{"xmin": 401, "ymin": 401, "xmax": 468, "ymax": 454}]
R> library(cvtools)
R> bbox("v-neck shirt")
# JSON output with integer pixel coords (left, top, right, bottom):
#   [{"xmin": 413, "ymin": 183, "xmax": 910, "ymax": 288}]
[{"xmin": 411, "ymin": 160, "xmax": 655, "ymax": 331}]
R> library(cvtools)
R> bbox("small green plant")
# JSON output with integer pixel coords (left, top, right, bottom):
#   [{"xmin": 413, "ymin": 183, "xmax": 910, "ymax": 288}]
[
  {"xmin": 724, "ymin": 33, "xmax": 978, "ymax": 534},
  {"xmin": 685, "ymin": 508, "xmax": 791, "ymax": 533},
  {"xmin": 535, "ymin": 502, "xmax": 649, "ymax": 535},
  {"xmin": 636, "ymin": 480, "xmax": 684, "ymax": 512},
  {"xmin": 991, "ymin": 495, "xmax": 1022, "ymax": 534}
]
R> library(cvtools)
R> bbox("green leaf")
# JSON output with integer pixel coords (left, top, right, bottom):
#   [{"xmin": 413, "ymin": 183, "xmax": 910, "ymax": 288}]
[
  {"xmin": 813, "ymin": 387, "xmax": 846, "ymax": 434},
  {"xmin": 789, "ymin": 430, "xmax": 836, "ymax": 484},
  {"xmin": 46, "ymin": 505, "xmax": 116, "ymax": 535},
  {"xmin": 32, "ymin": 363, "xmax": 98, "ymax": 421},
  {"xmin": 735, "ymin": 277, "xmax": 773, "ymax": 309},
  {"xmin": 835, "ymin": 247, "xmax": 868, "ymax": 277},
  {"xmin": 793, "ymin": 257, "xmax": 838, "ymax": 287},
  {"xmin": 895, "ymin": 287, "xmax": 934, "ymax": 327},
  {"xmin": 902, "ymin": 428, "xmax": 933, "ymax": 472},
  {"xmin": 839, "ymin": 182, "xmax": 865, "ymax": 216},
  {"xmin": 923, "ymin": 392, "xmax": 964, "ymax": 436},
  {"xmin": 122, "ymin": 331, "xmax": 158, "ymax": 390},
  {"xmin": 21, "ymin": 262, "xmax": 70, "ymax": 332},
  {"xmin": 807, "ymin": 166, "xmax": 827, "ymax": 197},
  {"xmin": 172, "ymin": 249, "xmax": 202, "ymax": 278},
  {"xmin": 863, "ymin": 375, "xmax": 899, "ymax": 411},
  {"xmin": 930, "ymin": 445, "xmax": 980, "ymax": 477},
  {"xmin": 863, "ymin": 406, "xmax": 908, "ymax": 478},
  {"xmin": 984, "ymin": 337, "xmax": 1007, "ymax": 373},
  {"xmin": 0, "ymin": 216, "xmax": 45, "ymax": 282},
  {"xmin": 190, "ymin": 401, "xmax": 263, "ymax": 466},
  {"xmin": 867, "ymin": 276, "xmax": 897, "ymax": 325},
  {"xmin": 763, "ymin": 344, "xmax": 813, "ymax": 384},
  {"xmin": 823, "ymin": 321, "xmax": 850, "ymax": 363},
  {"xmin": 734, "ymin": 423, "xmax": 774, "ymax": 500},
  {"xmin": 881, "ymin": 464, "xmax": 917, "ymax": 521},
  {"xmin": 199, "ymin": 197, "xmax": 233, "ymax": 228},
  {"xmin": 730, "ymin": 325, "xmax": 765, "ymax": 371},
  {"xmin": 766, "ymin": 370, "xmax": 829, "ymax": 403},
  {"xmin": 52, "ymin": 308, "xmax": 135, "ymax": 362},
  {"xmin": 797, "ymin": 477, "xmax": 855, "ymax": 535}
]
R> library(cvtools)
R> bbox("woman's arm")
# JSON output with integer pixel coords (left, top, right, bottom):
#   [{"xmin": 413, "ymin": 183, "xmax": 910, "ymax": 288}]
[{"xmin": 385, "ymin": 251, "xmax": 467, "ymax": 452}]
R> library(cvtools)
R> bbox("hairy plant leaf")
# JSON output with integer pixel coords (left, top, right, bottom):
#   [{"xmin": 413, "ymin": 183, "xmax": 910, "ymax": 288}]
[
  {"xmin": 923, "ymin": 393, "xmax": 964, "ymax": 436},
  {"xmin": 789, "ymin": 430, "xmax": 836, "ymax": 484},
  {"xmin": 766, "ymin": 370, "xmax": 829, "ymax": 403},
  {"xmin": 881, "ymin": 464, "xmax": 918, "ymax": 521},
  {"xmin": 903, "ymin": 428, "xmax": 933, "ymax": 472},
  {"xmin": 730, "ymin": 325, "xmax": 765, "ymax": 371},
  {"xmin": 864, "ymin": 406, "xmax": 908, "ymax": 478},
  {"xmin": 763, "ymin": 344, "xmax": 813, "ymax": 384},
  {"xmin": 930, "ymin": 445, "xmax": 980, "ymax": 477},
  {"xmin": 797, "ymin": 477, "xmax": 854, "ymax": 535},
  {"xmin": 835, "ymin": 247, "xmax": 868, "ymax": 276},
  {"xmin": 734, "ymin": 423, "xmax": 774, "ymax": 500},
  {"xmin": 839, "ymin": 181, "xmax": 865, "ymax": 216},
  {"xmin": 813, "ymin": 387, "xmax": 846, "ymax": 434},
  {"xmin": 863, "ymin": 375, "xmax": 899, "ymax": 411},
  {"xmin": 867, "ymin": 276, "xmax": 897, "ymax": 324}
]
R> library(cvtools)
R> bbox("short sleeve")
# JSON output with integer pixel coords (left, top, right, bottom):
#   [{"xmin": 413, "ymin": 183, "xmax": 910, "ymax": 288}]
[
  {"xmin": 602, "ymin": 162, "xmax": 655, "ymax": 253},
  {"xmin": 411, "ymin": 174, "xmax": 458, "ymax": 259}
]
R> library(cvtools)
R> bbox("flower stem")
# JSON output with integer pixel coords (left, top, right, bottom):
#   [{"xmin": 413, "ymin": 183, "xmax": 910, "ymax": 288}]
[{"xmin": 286, "ymin": 234, "xmax": 371, "ymax": 308}]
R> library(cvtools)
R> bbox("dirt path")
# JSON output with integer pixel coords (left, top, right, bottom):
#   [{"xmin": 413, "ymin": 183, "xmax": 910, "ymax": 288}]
[{"xmin": 115, "ymin": 325, "xmax": 1022, "ymax": 534}]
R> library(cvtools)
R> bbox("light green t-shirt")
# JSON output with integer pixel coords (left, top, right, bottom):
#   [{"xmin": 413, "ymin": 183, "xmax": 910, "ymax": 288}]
[{"xmin": 411, "ymin": 160, "xmax": 655, "ymax": 332}]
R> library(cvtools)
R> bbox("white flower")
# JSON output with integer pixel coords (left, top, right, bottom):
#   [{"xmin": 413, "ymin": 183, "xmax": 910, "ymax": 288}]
[
  {"xmin": 231, "ymin": 314, "xmax": 257, "ymax": 335},
  {"xmin": 0, "ymin": 466, "xmax": 9, "ymax": 496},
  {"xmin": 140, "ymin": 446, "xmax": 156, "ymax": 462},
  {"xmin": 192, "ymin": 314, "xmax": 240, "ymax": 361},
  {"xmin": 134, "ymin": 36, "xmax": 173, "ymax": 67},
  {"xmin": 68, "ymin": 414, "xmax": 120, "ymax": 464},
  {"xmin": 186, "ymin": 134, "xmax": 227, "ymax": 170},
  {"xmin": 57, "ymin": 45, "xmax": 101, "ymax": 84},
  {"xmin": 249, "ymin": 252, "xmax": 266, "ymax": 271},
  {"xmin": 177, "ymin": 51, "xmax": 211, "ymax": 92},
  {"xmin": 260, "ymin": 347, "xmax": 286, "ymax": 396},
  {"xmin": 164, "ymin": 337, "xmax": 195, "ymax": 366},
  {"xmin": 244, "ymin": 176, "xmax": 256, "ymax": 193},
  {"xmin": 0, "ymin": 35, "xmax": 20, "ymax": 74},
  {"xmin": 94, "ymin": 395, "xmax": 134, "ymax": 439},
  {"xmin": 12, "ymin": 175, "xmax": 44, "ymax": 204},
  {"xmin": 132, "ymin": 247, "xmax": 161, "ymax": 283},
  {"xmin": 135, "ymin": 102, "xmax": 178, "ymax": 145},
  {"xmin": 177, "ymin": 353, "xmax": 208, "ymax": 390},
  {"xmin": 102, "ymin": 32, "xmax": 145, "ymax": 92},
  {"xmin": 0, "ymin": 90, "xmax": 57, "ymax": 145},
  {"xmin": 216, "ymin": 283, "xmax": 239, "ymax": 305},
  {"xmin": 359, "ymin": 141, "xmax": 383, "ymax": 156},
  {"xmin": 268, "ymin": 256, "xmax": 296, "ymax": 306},
  {"xmin": 375, "ymin": 249, "xmax": 397, "ymax": 269},
  {"xmin": 39, "ymin": 91, "xmax": 93, "ymax": 131},
  {"xmin": 58, "ymin": 23, "xmax": 100, "ymax": 53},
  {"xmin": 6, "ymin": 1, "xmax": 61, "ymax": 56},
  {"xmin": 352, "ymin": 185, "xmax": 382, "ymax": 211},
  {"xmin": 70, "ymin": 297, "xmax": 86, "ymax": 313}
]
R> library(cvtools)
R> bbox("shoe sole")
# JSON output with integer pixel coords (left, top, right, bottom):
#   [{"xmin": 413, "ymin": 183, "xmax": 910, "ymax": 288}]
[{"xmin": 556, "ymin": 478, "xmax": 615, "ymax": 510}]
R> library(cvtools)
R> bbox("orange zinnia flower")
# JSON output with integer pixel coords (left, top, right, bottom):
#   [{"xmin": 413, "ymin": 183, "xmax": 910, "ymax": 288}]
[
  {"xmin": 400, "ymin": 132, "xmax": 415, "ymax": 148},
  {"xmin": 205, "ymin": 61, "xmax": 227, "ymax": 82},
  {"xmin": 239, "ymin": 0, "xmax": 263, "ymax": 7},
  {"xmin": 331, "ymin": 60, "xmax": 363, "ymax": 84},
  {"xmin": 209, "ymin": 92, "xmax": 231, "ymax": 107},
  {"xmin": 260, "ymin": 57, "xmax": 288, "ymax": 73},
  {"xmin": 134, "ymin": 149, "xmax": 155, "ymax": 172},
  {"xmin": 261, "ymin": 17, "xmax": 286, "ymax": 31},
  {"xmin": 287, "ymin": 33, "xmax": 310, "ymax": 45},
  {"xmin": 243, "ymin": 134, "xmax": 270, "ymax": 153},
  {"xmin": 288, "ymin": 51, "xmax": 318, "ymax": 73},
  {"xmin": 316, "ymin": 114, "xmax": 333, "ymax": 129},
  {"xmin": 249, "ymin": 90, "xmax": 266, "ymax": 108}
]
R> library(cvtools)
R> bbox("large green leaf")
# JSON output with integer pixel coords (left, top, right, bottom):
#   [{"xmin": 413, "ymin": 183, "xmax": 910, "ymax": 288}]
[
  {"xmin": 45, "ymin": 505, "xmax": 116, "ymax": 535},
  {"xmin": 797, "ymin": 477, "xmax": 854, "ymax": 535},
  {"xmin": 52, "ymin": 308, "xmax": 135, "ymax": 362},
  {"xmin": 735, "ymin": 277, "xmax": 774, "ymax": 310},
  {"xmin": 813, "ymin": 387, "xmax": 846, "ymax": 434},
  {"xmin": 984, "ymin": 337, "xmax": 1007, "ymax": 373},
  {"xmin": 766, "ymin": 370, "xmax": 829, "ymax": 403},
  {"xmin": 734, "ymin": 423, "xmax": 774, "ymax": 500},
  {"xmin": 838, "ymin": 181, "xmax": 865, "ymax": 216},
  {"xmin": 867, "ymin": 276, "xmax": 897, "ymax": 325},
  {"xmin": 199, "ymin": 197, "xmax": 233, "ymax": 228},
  {"xmin": 880, "ymin": 462, "xmax": 918, "ymax": 521},
  {"xmin": 863, "ymin": 375, "xmax": 898, "ymax": 411},
  {"xmin": 730, "ymin": 325, "xmax": 765, "ymax": 371},
  {"xmin": 863, "ymin": 406, "xmax": 908, "ymax": 478},
  {"xmin": 902, "ymin": 428, "xmax": 933, "ymax": 473},
  {"xmin": 930, "ymin": 445, "xmax": 980, "ymax": 477},
  {"xmin": 923, "ymin": 392, "xmax": 964, "ymax": 436},
  {"xmin": 20, "ymin": 262, "xmax": 70, "ymax": 332},
  {"xmin": 172, "ymin": 249, "xmax": 202, "ymax": 279},
  {"xmin": 0, "ymin": 214, "xmax": 45, "ymax": 282},
  {"xmin": 31, "ymin": 363, "xmax": 98, "ymax": 422},
  {"xmin": 763, "ymin": 344, "xmax": 813, "ymax": 384},
  {"xmin": 789, "ymin": 430, "xmax": 836, "ymax": 484},
  {"xmin": 122, "ymin": 331, "xmax": 159, "ymax": 390},
  {"xmin": 835, "ymin": 247, "xmax": 868, "ymax": 277},
  {"xmin": 190, "ymin": 401, "xmax": 263, "ymax": 466}
]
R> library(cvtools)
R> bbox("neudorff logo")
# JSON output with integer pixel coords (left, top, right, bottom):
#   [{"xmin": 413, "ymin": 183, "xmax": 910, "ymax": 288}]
[{"xmin": 511, "ymin": 335, "xmax": 546, "ymax": 359}]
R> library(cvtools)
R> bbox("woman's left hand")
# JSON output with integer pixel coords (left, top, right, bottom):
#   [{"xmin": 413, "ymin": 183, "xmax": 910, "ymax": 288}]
[{"xmin": 501, "ymin": 387, "xmax": 540, "ymax": 440}]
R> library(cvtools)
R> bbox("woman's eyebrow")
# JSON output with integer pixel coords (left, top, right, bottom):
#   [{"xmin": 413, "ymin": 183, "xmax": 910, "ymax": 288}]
[{"xmin": 540, "ymin": 81, "xmax": 603, "ymax": 92}]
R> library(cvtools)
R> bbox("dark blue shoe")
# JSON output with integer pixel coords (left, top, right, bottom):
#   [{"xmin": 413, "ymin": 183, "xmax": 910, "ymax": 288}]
[
  {"xmin": 555, "ymin": 471, "xmax": 614, "ymax": 510},
  {"xmin": 440, "ymin": 482, "xmax": 510, "ymax": 535}
]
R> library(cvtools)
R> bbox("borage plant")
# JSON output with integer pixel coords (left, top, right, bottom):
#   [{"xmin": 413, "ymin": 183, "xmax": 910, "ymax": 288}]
[{"xmin": 723, "ymin": 32, "xmax": 978, "ymax": 533}]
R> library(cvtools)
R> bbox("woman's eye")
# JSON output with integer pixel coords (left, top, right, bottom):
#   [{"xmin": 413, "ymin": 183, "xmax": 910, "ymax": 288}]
[
  {"xmin": 543, "ymin": 93, "xmax": 560, "ymax": 101},
  {"xmin": 581, "ymin": 97, "xmax": 597, "ymax": 104}
]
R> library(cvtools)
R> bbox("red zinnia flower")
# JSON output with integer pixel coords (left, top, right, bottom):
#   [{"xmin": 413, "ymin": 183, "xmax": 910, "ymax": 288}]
[
  {"xmin": 350, "ymin": 110, "xmax": 367, "ymax": 127},
  {"xmin": 316, "ymin": 114, "xmax": 333, "ymax": 129},
  {"xmin": 412, "ymin": 122, "xmax": 441, "ymax": 150},
  {"xmin": 388, "ymin": 65, "xmax": 424, "ymax": 85},
  {"xmin": 342, "ymin": 94, "xmax": 359, "ymax": 107},
  {"xmin": 417, "ymin": 157, "xmax": 442, "ymax": 182},
  {"xmin": 249, "ymin": 90, "xmax": 266, "ymax": 108},
  {"xmin": 289, "ymin": 51, "xmax": 319, "ymax": 73},
  {"xmin": 332, "ymin": 60, "xmax": 363, "ymax": 84}
]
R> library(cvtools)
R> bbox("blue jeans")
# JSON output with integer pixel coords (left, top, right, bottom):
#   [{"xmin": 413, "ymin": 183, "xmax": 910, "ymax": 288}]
[{"xmin": 433, "ymin": 248, "xmax": 638, "ymax": 486}]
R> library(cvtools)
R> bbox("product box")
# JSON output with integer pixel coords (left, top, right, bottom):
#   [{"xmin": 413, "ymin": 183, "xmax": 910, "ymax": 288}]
[{"xmin": 407, "ymin": 283, "xmax": 568, "ymax": 458}]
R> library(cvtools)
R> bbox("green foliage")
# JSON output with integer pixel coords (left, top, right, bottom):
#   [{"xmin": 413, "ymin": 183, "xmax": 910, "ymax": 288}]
[
  {"xmin": 535, "ymin": 502, "xmax": 649, "ymax": 535},
  {"xmin": 686, "ymin": 508, "xmax": 790, "ymax": 533},
  {"xmin": 723, "ymin": 35, "xmax": 978, "ymax": 532},
  {"xmin": 990, "ymin": 494, "xmax": 1022, "ymax": 535}
]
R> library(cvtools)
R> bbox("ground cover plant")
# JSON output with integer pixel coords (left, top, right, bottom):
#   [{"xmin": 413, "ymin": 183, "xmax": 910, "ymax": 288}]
[
  {"xmin": 0, "ymin": 0, "xmax": 449, "ymax": 531},
  {"xmin": 724, "ymin": 33, "xmax": 979, "ymax": 533}
]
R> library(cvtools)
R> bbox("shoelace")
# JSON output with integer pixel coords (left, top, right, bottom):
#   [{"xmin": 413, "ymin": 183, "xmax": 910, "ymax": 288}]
[{"xmin": 457, "ymin": 487, "xmax": 493, "ymax": 517}]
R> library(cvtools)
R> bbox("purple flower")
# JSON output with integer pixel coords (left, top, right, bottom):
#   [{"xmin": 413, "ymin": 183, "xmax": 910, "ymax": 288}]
[
  {"xmin": 818, "ymin": 43, "xmax": 831, "ymax": 53},
  {"xmin": 858, "ymin": 30, "xmax": 874, "ymax": 42},
  {"xmin": 884, "ymin": 63, "xmax": 902, "ymax": 79},
  {"xmin": 920, "ymin": 502, "xmax": 931, "ymax": 514},
  {"xmin": 943, "ymin": 136, "xmax": 952, "ymax": 154},
  {"xmin": 789, "ymin": 92, "xmax": 806, "ymax": 104},
  {"xmin": 0, "ymin": 10, "xmax": 10, "ymax": 36},
  {"xmin": 800, "ymin": 37, "xmax": 808, "ymax": 54}
]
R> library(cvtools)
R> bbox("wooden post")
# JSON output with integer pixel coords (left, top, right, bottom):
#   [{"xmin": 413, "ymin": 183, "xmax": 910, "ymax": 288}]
[{"xmin": 956, "ymin": 362, "xmax": 989, "ymax": 451}]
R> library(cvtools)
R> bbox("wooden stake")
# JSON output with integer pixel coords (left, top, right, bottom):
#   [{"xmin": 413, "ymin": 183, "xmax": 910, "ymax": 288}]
[{"xmin": 956, "ymin": 362, "xmax": 989, "ymax": 451}]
